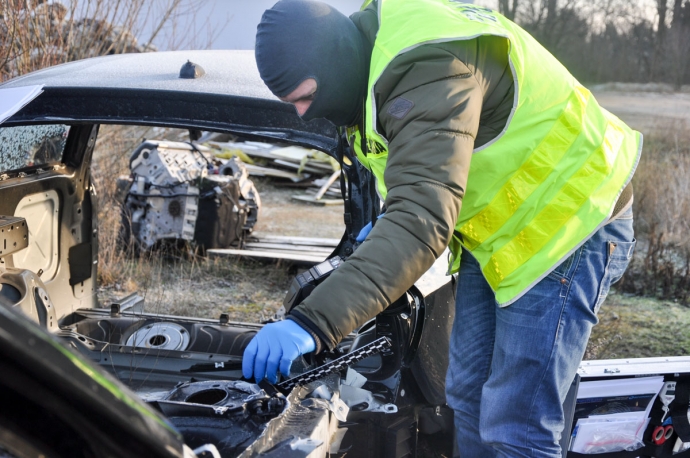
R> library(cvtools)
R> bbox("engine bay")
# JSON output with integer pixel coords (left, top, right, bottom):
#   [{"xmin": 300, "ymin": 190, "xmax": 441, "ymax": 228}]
[{"xmin": 55, "ymin": 302, "xmax": 414, "ymax": 457}]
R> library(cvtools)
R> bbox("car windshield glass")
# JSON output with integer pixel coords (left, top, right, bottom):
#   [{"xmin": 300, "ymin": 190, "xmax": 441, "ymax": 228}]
[{"xmin": 0, "ymin": 124, "xmax": 70, "ymax": 173}]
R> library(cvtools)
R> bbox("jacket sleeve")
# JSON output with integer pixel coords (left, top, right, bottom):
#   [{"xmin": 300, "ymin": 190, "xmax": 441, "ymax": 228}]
[{"xmin": 290, "ymin": 44, "xmax": 482, "ymax": 350}]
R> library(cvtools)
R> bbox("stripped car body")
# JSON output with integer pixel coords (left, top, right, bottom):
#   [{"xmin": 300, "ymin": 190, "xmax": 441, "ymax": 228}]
[{"xmin": 0, "ymin": 50, "xmax": 456, "ymax": 457}]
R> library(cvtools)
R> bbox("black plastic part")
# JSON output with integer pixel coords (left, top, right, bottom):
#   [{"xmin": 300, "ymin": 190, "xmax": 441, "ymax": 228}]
[
  {"xmin": 339, "ymin": 406, "xmax": 419, "ymax": 458},
  {"xmin": 418, "ymin": 405, "xmax": 454, "ymax": 436},
  {"xmin": 671, "ymin": 378, "xmax": 690, "ymax": 441},
  {"xmin": 283, "ymin": 257, "xmax": 343, "ymax": 312},
  {"xmin": 150, "ymin": 380, "xmax": 288, "ymax": 457},
  {"xmin": 179, "ymin": 61, "xmax": 205, "ymax": 79},
  {"xmin": 68, "ymin": 242, "xmax": 92, "ymax": 285},
  {"xmin": 561, "ymin": 375, "xmax": 580, "ymax": 456},
  {"xmin": 373, "ymin": 295, "xmax": 415, "ymax": 382},
  {"xmin": 33, "ymin": 287, "xmax": 48, "ymax": 327},
  {"xmin": 408, "ymin": 280, "xmax": 456, "ymax": 406},
  {"xmin": 194, "ymin": 177, "xmax": 246, "ymax": 249},
  {"xmin": 64, "ymin": 124, "xmax": 99, "ymax": 292}
]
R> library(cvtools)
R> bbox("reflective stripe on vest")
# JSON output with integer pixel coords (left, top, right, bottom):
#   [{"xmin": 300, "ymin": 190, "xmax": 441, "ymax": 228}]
[{"xmin": 352, "ymin": 0, "xmax": 642, "ymax": 305}]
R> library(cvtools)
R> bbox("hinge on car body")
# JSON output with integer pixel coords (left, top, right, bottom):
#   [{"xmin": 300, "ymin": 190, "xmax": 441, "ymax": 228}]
[
  {"xmin": 604, "ymin": 367, "xmax": 620, "ymax": 374},
  {"xmin": 0, "ymin": 216, "xmax": 29, "ymax": 258}
]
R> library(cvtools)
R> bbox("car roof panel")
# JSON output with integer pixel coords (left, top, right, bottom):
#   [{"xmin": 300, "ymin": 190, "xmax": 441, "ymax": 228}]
[
  {"xmin": 1, "ymin": 50, "xmax": 277, "ymax": 100},
  {"xmin": 0, "ymin": 50, "xmax": 338, "ymax": 152}
]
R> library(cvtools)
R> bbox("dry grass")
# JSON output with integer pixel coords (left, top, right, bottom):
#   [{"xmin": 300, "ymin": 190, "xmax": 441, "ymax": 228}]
[
  {"xmin": 97, "ymin": 253, "xmax": 293, "ymax": 323},
  {"xmin": 631, "ymin": 124, "xmax": 690, "ymax": 241},
  {"xmin": 0, "ymin": 0, "xmax": 215, "ymax": 82},
  {"xmin": 615, "ymin": 126, "xmax": 690, "ymax": 303}
]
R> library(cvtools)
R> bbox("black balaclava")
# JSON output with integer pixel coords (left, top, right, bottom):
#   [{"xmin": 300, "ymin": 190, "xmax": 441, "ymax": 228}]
[{"xmin": 255, "ymin": 0, "xmax": 370, "ymax": 127}]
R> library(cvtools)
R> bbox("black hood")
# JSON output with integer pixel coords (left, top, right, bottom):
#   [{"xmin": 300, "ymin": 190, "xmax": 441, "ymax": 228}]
[{"xmin": 255, "ymin": 0, "xmax": 370, "ymax": 127}]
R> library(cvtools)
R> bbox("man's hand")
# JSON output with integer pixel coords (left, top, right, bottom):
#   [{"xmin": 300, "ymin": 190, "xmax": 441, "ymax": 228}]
[
  {"xmin": 242, "ymin": 320, "xmax": 316, "ymax": 383},
  {"xmin": 356, "ymin": 212, "xmax": 385, "ymax": 242}
]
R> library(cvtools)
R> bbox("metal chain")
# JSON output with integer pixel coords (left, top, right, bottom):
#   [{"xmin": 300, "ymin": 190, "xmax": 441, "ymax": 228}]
[{"xmin": 277, "ymin": 337, "xmax": 392, "ymax": 391}]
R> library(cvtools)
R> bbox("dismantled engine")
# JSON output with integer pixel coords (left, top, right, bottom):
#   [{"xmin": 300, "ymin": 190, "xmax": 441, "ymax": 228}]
[{"xmin": 120, "ymin": 140, "xmax": 260, "ymax": 250}]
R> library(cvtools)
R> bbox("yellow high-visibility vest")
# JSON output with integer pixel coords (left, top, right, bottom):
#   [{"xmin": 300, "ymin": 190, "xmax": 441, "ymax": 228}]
[{"xmin": 349, "ymin": 0, "xmax": 642, "ymax": 305}]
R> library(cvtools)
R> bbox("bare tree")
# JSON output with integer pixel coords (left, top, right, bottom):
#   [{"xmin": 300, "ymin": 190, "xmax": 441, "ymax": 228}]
[
  {"xmin": 672, "ymin": 0, "xmax": 684, "ymax": 28},
  {"xmin": 666, "ymin": 0, "xmax": 690, "ymax": 88},
  {"xmin": 650, "ymin": 0, "xmax": 669, "ymax": 79},
  {"xmin": 546, "ymin": 0, "xmax": 558, "ymax": 24},
  {"xmin": 499, "ymin": 0, "xmax": 519, "ymax": 20},
  {"xmin": 0, "ymin": 0, "xmax": 212, "ymax": 82}
]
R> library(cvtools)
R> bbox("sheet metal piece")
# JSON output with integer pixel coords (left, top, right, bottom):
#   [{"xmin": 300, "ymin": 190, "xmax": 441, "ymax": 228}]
[
  {"xmin": 125, "ymin": 322, "xmax": 191, "ymax": 351},
  {"xmin": 0, "ymin": 215, "xmax": 28, "ymax": 258}
]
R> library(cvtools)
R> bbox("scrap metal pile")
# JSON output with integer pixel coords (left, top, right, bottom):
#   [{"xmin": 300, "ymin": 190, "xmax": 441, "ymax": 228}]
[{"xmin": 204, "ymin": 135, "xmax": 343, "ymax": 205}]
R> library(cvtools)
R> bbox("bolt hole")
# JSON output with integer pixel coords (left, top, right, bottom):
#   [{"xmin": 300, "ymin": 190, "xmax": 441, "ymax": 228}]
[
  {"xmin": 186, "ymin": 389, "xmax": 228, "ymax": 405},
  {"xmin": 149, "ymin": 335, "xmax": 167, "ymax": 346}
]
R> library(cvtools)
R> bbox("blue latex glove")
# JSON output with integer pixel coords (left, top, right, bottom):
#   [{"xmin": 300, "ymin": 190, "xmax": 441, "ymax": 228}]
[
  {"xmin": 242, "ymin": 320, "xmax": 316, "ymax": 383},
  {"xmin": 355, "ymin": 213, "xmax": 385, "ymax": 242}
]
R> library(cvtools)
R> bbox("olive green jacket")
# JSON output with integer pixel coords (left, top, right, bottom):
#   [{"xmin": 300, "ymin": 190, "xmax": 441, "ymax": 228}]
[{"xmin": 290, "ymin": 4, "xmax": 516, "ymax": 351}]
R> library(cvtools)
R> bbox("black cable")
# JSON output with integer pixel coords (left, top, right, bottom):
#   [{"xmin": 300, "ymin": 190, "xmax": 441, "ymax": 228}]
[
  {"xmin": 127, "ymin": 192, "xmax": 201, "ymax": 198},
  {"xmin": 186, "ymin": 141, "xmax": 214, "ymax": 170},
  {"xmin": 336, "ymin": 127, "xmax": 353, "ymax": 239}
]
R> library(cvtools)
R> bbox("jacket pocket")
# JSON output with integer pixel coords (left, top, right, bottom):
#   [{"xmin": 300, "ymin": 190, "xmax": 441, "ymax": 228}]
[{"xmin": 593, "ymin": 238, "xmax": 636, "ymax": 314}]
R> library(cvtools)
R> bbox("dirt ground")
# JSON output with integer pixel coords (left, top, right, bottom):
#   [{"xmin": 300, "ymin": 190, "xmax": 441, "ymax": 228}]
[
  {"xmin": 592, "ymin": 86, "xmax": 690, "ymax": 135},
  {"xmin": 250, "ymin": 179, "xmax": 345, "ymax": 239}
]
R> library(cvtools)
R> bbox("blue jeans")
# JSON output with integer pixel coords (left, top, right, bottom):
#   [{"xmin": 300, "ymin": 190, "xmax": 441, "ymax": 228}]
[{"xmin": 446, "ymin": 208, "xmax": 635, "ymax": 457}]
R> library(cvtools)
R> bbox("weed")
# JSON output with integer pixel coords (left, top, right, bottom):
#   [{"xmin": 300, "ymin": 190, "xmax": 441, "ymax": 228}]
[{"xmin": 619, "ymin": 127, "xmax": 690, "ymax": 304}]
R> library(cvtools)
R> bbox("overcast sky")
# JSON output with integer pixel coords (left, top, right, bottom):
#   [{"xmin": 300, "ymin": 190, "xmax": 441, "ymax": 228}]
[
  {"xmin": 148, "ymin": 0, "xmax": 479, "ymax": 50},
  {"xmin": 146, "ymin": 0, "xmax": 654, "ymax": 51},
  {"xmin": 149, "ymin": 0, "xmax": 363, "ymax": 51}
]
